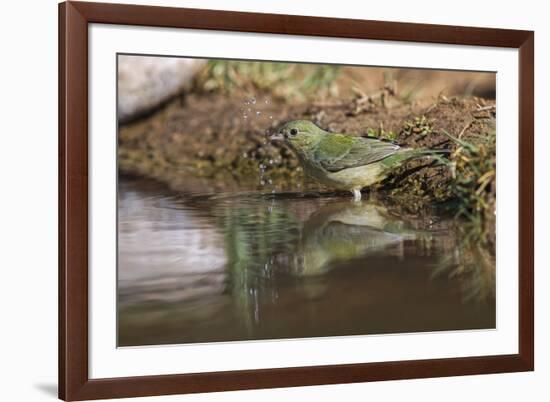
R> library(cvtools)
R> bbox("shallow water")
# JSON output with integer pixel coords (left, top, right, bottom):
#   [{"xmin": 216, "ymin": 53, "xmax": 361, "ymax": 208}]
[{"xmin": 118, "ymin": 177, "xmax": 495, "ymax": 347}]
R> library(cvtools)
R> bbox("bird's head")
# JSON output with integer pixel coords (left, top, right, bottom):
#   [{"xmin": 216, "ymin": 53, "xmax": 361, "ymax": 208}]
[{"xmin": 272, "ymin": 120, "xmax": 325, "ymax": 152}]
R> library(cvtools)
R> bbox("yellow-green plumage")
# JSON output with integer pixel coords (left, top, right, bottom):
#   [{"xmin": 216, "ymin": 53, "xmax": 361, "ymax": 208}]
[{"xmin": 275, "ymin": 120, "xmax": 439, "ymax": 200}]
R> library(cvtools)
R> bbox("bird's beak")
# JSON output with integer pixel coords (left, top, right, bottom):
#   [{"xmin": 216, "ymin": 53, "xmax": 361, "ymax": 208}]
[{"xmin": 270, "ymin": 133, "xmax": 285, "ymax": 141}]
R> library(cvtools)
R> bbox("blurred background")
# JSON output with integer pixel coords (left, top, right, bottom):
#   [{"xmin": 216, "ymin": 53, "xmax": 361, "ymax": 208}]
[{"xmin": 118, "ymin": 55, "xmax": 495, "ymax": 123}]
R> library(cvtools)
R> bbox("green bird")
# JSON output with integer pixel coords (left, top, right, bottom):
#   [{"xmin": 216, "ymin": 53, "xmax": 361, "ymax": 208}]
[{"xmin": 273, "ymin": 120, "xmax": 445, "ymax": 201}]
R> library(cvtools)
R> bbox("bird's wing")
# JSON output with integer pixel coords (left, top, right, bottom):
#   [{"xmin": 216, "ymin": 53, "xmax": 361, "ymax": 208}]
[{"xmin": 315, "ymin": 134, "xmax": 400, "ymax": 172}]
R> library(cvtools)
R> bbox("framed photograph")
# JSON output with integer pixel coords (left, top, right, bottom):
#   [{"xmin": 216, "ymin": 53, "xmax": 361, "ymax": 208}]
[{"xmin": 59, "ymin": 1, "xmax": 534, "ymax": 400}]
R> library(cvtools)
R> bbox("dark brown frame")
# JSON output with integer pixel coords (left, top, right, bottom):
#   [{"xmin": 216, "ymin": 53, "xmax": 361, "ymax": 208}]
[{"xmin": 59, "ymin": 1, "xmax": 534, "ymax": 400}]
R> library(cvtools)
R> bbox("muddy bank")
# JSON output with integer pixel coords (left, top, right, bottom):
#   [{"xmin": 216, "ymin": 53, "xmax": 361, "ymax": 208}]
[{"xmin": 118, "ymin": 92, "xmax": 495, "ymax": 221}]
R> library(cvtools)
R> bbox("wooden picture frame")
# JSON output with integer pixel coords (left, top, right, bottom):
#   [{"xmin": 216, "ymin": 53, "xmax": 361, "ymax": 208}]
[{"xmin": 59, "ymin": 1, "xmax": 534, "ymax": 400}]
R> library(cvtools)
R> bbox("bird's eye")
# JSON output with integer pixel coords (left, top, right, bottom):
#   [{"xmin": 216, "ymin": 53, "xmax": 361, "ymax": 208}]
[{"xmin": 290, "ymin": 128, "xmax": 298, "ymax": 136}]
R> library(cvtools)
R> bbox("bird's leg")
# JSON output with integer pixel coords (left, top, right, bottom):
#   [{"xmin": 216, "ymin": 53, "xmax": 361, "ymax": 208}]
[{"xmin": 351, "ymin": 189, "xmax": 362, "ymax": 202}]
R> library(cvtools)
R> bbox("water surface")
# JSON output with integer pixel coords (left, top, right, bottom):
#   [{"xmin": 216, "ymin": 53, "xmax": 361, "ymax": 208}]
[{"xmin": 118, "ymin": 177, "xmax": 495, "ymax": 346}]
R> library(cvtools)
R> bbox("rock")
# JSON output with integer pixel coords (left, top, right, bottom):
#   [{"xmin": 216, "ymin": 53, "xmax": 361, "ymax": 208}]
[{"xmin": 117, "ymin": 55, "xmax": 206, "ymax": 123}]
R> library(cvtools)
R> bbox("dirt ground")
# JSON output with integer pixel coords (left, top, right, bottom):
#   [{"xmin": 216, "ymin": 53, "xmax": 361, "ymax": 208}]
[{"xmin": 119, "ymin": 90, "xmax": 495, "ymax": 223}]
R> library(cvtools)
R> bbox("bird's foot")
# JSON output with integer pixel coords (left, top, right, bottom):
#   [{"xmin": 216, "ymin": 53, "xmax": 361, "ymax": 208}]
[{"xmin": 351, "ymin": 189, "xmax": 362, "ymax": 202}]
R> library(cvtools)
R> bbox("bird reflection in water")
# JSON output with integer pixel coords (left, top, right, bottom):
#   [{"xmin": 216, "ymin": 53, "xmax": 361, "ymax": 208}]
[
  {"xmin": 292, "ymin": 201, "xmax": 420, "ymax": 277},
  {"xmin": 117, "ymin": 179, "xmax": 495, "ymax": 346}
]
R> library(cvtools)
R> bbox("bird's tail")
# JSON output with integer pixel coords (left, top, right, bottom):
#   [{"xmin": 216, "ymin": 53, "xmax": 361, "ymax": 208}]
[
  {"xmin": 406, "ymin": 147, "xmax": 450, "ymax": 156},
  {"xmin": 408, "ymin": 148, "xmax": 451, "ymax": 159},
  {"xmin": 381, "ymin": 147, "xmax": 450, "ymax": 169}
]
